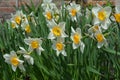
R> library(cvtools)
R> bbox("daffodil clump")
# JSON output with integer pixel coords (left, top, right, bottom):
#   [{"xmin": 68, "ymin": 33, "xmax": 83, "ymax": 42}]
[{"xmin": 1, "ymin": 0, "xmax": 120, "ymax": 79}]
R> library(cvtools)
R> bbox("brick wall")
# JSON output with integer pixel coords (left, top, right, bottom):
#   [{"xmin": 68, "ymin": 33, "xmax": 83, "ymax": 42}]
[
  {"xmin": 0, "ymin": 0, "xmax": 117, "ymax": 21},
  {"xmin": 0, "ymin": 0, "xmax": 16, "ymax": 19},
  {"xmin": 0, "ymin": 0, "xmax": 41, "ymax": 20}
]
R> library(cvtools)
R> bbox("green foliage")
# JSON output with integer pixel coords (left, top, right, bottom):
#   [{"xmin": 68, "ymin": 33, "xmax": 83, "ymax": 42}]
[{"xmin": 0, "ymin": 0, "xmax": 120, "ymax": 80}]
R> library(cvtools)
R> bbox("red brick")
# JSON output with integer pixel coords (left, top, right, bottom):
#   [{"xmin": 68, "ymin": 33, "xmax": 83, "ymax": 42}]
[
  {"xmin": 0, "ymin": 7, "xmax": 15, "ymax": 13},
  {"xmin": 0, "ymin": 1, "xmax": 16, "ymax": 7}
]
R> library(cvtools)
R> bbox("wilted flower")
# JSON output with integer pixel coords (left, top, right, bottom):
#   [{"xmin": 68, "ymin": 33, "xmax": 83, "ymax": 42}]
[
  {"xmin": 52, "ymin": 38, "xmax": 67, "ymax": 56},
  {"xmin": 24, "ymin": 38, "xmax": 44, "ymax": 55},
  {"xmin": 17, "ymin": 47, "xmax": 34, "ymax": 65},
  {"xmin": 85, "ymin": 8, "xmax": 91, "ymax": 19},
  {"xmin": 47, "ymin": 20, "xmax": 68, "ymax": 40},
  {"xmin": 70, "ymin": 27, "xmax": 85, "ymax": 53},
  {"xmin": 3, "ymin": 51, "xmax": 25, "ymax": 72},
  {"xmin": 92, "ymin": 4, "xmax": 111, "ymax": 29},
  {"xmin": 88, "ymin": 25, "xmax": 101, "ymax": 38},
  {"xmin": 67, "ymin": 1, "xmax": 81, "ymax": 21}
]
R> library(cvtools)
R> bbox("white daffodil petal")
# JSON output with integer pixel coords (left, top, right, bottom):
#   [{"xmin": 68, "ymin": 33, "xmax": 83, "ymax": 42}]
[
  {"xmin": 24, "ymin": 39, "xmax": 32, "ymax": 45},
  {"xmin": 76, "ymin": 28, "xmax": 81, "ymax": 34},
  {"xmin": 36, "ymin": 49, "xmax": 41, "ymax": 55},
  {"xmin": 72, "ymin": 17, "xmax": 77, "ymax": 22},
  {"xmin": 56, "ymin": 50, "xmax": 60, "ymax": 56},
  {"xmin": 48, "ymin": 32, "xmax": 55, "ymax": 39},
  {"xmin": 18, "ymin": 59, "xmax": 24, "ymax": 64},
  {"xmin": 19, "ymin": 47, "xmax": 26, "ymax": 51},
  {"xmin": 104, "ymin": 40, "xmax": 108, "ymax": 48},
  {"xmin": 17, "ymin": 50, "xmax": 27, "ymax": 54},
  {"xmin": 59, "ymin": 22, "xmax": 65, "ymax": 29},
  {"xmin": 110, "ymin": 16, "xmax": 116, "ymax": 21},
  {"xmin": 97, "ymin": 42, "xmax": 104, "ymax": 48},
  {"xmin": 92, "ymin": 7, "xmax": 101, "ymax": 17},
  {"xmin": 104, "ymin": 6, "xmax": 111, "ymax": 17},
  {"xmin": 93, "ymin": 17, "xmax": 100, "ymax": 25},
  {"xmin": 3, "ymin": 54, "xmax": 10, "ymax": 60},
  {"xmin": 29, "ymin": 57, "xmax": 34, "ymax": 65},
  {"xmin": 73, "ymin": 43, "xmax": 79, "ymax": 49},
  {"xmin": 10, "ymin": 51, "xmax": 17, "ymax": 57},
  {"xmin": 12, "ymin": 65, "xmax": 17, "ymax": 72},
  {"xmin": 62, "ymin": 32, "xmax": 68, "ymax": 38},
  {"xmin": 86, "ymin": 8, "xmax": 91, "ymax": 19},
  {"xmin": 18, "ymin": 64, "xmax": 25, "ymax": 71},
  {"xmin": 47, "ymin": 20, "xmax": 57, "ymax": 29},
  {"xmin": 76, "ymin": 5, "xmax": 80, "ymax": 11},
  {"xmin": 28, "ymin": 46, "xmax": 34, "ymax": 52},
  {"xmin": 101, "ymin": 19, "xmax": 111, "ymax": 29},
  {"xmin": 71, "ymin": 27, "xmax": 75, "ymax": 33},
  {"xmin": 80, "ymin": 42, "xmax": 85, "ymax": 53},
  {"xmin": 37, "ymin": 47, "xmax": 44, "ymax": 55},
  {"xmin": 115, "ymin": 5, "xmax": 120, "ymax": 13},
  {"xmin": 62, "ymin": 50, "xmax": 67, "ymax": 56},
  {"xmin": 3, "ymin": 54, "xmax": 11, "ymax": 64},
  {"xmin": 67, "ymin": 5, "xmax": 71, "ymax": 11},
  {"xmin": 23, "ymin": 54, "xmax": 31, "ymax": 60}
]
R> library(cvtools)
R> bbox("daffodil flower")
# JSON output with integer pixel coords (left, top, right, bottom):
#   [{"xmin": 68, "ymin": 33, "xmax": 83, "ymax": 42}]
[
  {"xmin": 88, "ymin": 25, "xmax": 101, "ymax": 38},
  {"xmin": 3, "ymin": 51, "xmax": 25, "ymax": 72},
  {"xmin": 27, "ymin": 12, "xmax": 37, "ymax": 26},
  {"xmin": 114, "ymin": 5, "xmax": 120, "ymax": 23},
  {"xmin": 85, "ymin": 8, "xmax": 91, "ymax": 19},
  {"xmin": 95, "ymin": 31, "xmax": 107, "ymax": 48},
  {"xmin": 47, "ymin": 20, "xmax": 68, "ymax": 40},
  {"xmin": 53, "ymin": 7, "xmax": 60, "ymax": 22},
  {"xmin": 52, "ymin": 38, "xmax": 66, "ymax": 56},
  {"xmin": 67, "ymin": 1, "xmax": 81, "ymax": 21},
  {"xmin": 21, "ymin": 14, "xmax": 29, "ymax": 24},
  {"xmin": 21, "ymin": 22, "xmax": 31, "ymax": 33},
  {"xmin": 70, "ymin": 27, "xmax": 85, "ymax": 53},
  {"xmin": 41, "ymin": 0, "xmax": 56, "ymax": 10},
  {"xmin": 7, "ymin": 19, "xmax": 18, "ymax": 29},
  {"xmin": 17, "ymin": 47, "xmax": 34, "ymax": 65},
  {"xmin": 24, "ymin": 38, "xmax": 44, "ymax": 55},
  {"xmin": 11, "ymin": 10, "xmax": 23, "ymax": 25},
  {"xmin": 43, "ymin": 8, "xmax": 53, "ymax": 21},
  {"xmin": 92, "ymin": 4, "xmax": 111, "ymax": 29}
]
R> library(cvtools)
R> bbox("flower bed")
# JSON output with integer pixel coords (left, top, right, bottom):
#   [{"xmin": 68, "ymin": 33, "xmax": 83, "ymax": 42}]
[{"xmin": 0, "ymin": 0, "xmax": 120, "ymax": 79}]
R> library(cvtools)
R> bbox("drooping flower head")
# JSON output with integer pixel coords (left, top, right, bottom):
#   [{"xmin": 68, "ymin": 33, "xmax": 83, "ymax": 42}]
[{"xmin": 17, "ymin": 47, "xmax": 34, "ymax": 65}]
